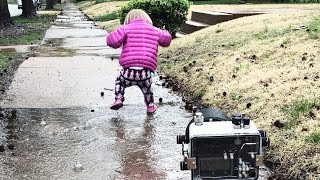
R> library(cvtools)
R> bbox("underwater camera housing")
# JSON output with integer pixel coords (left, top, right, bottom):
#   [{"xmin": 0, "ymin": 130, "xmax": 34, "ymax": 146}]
[{"xmin": 177, "ymin": 108, "xmax": 270, "ymax": 180}]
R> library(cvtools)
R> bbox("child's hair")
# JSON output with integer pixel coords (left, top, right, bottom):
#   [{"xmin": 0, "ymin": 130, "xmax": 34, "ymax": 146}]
[{"xmin": 124, "ymin": 9, "xmax": 153, "ymax": 25}]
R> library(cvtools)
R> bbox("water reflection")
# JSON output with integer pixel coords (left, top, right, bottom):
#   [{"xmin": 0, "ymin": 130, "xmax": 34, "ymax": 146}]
[{"xmin": 111, "ymin": 115, "xmax": 163, "ymax": 180}]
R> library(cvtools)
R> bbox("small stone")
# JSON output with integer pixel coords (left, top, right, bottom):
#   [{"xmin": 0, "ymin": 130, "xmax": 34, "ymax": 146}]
[
  {"xmin": 3, "ymin": 69, "xmax": 8, "ymax": 73},
  {"xmin": 309, "ymin": 111, "xmax": 316, "ymax": 119},
  {"xmin": 273, "ymin": 120, "xmax": 284, "ymax": 128},
  {"xmin": 91, "ymin": 109, "xmax": 95, "ymax": 112},
  {"xmin": 100, "ymin": 92, "xmax": 104, "ymax": 97},
  {"xmin": 40, "ymin": 119, "xmax": 46, "ymax": 126},
  {"xmin": 189, "ymin": 63, "xmax": 192, "ymax": 67},
  {"xmin": 246, "ymin": 103, "xmax": 252, "ymax": 109},
  {"xmin": 159, "ymin": 98, "xmax": 163, "ymax": 103},
  {"xmin": 11, "ymin": 110, "xmax": 17, "ymax": 119},
  {"xmin": 223, "ymin": 92, "xmax": 227, "ymax": 97},
  {"xmin": 232, "ymin": 75, "xmax": 237, "ymax": 78},
  {"xmin": 304, "ymin": 76, "xmax": 308, "ymax": 80},
  {"xmin": 301, "ymin": 128, "xmax": 308, "ymax": 132},
  {"xmin": 193, "ymin": 61, "xmax": 196, "ymax": 64},
  {"xmin": 7, "ymin": 144, "xmax": 15, "ymax": 150},
  {"xmin": 0, "ymin": 145, "xmax": 5, "ymax": 152},
  {"xmin": 302, "ymin": 56, "xmax": 307, "ymax": 61},
  {"xmin": 209, "ymin": 76, "xmax": 214, "ymax": 82},
  {"xmin": 250, "ymin": 54, "xmax": 257, "ymax": 60}
]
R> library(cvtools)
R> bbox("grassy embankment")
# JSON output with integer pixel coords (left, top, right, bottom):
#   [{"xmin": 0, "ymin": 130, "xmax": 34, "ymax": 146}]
[
  {"xmin": 79, "ymin": 1, "xmax": 320, "ymax": 179},
  {"xmin": 0, "ymin": 10, "xmax": 60, "ymax": 88},
  {"xmin": 159, "ymin": 9, "xmax": 320, "ymax": 180}
]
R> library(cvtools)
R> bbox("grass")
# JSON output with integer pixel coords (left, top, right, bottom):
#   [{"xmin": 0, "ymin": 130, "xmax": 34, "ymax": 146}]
[
  {"xmin": 282, "ymin": 99, "xmax": 320, "ymax": 128},
  {"xmin": 191, "ymin": 0, "xmax": 240, "ymax": 5},
  {"xmin": 7, "ymin": 0, "xmax": 17, "ymax": 4},
  {"xmin": 158, "ymin": 10, "xmax": 320, "ymax": 179},
  {"xmin": 0, "ymin": 52, "xmax": 12, "ymax": 68},
  {"xmin": 308, "ymin": 18, "xmax": 320, "ymax": 39},
  {"xmin": 95, "ymin": 11, "xmax": 119, "ymax": 21},
  {"xmin": 0, "ymin": 14, "xmax": 56, "ymax": 46},
  {"xmin": 0, "ymin": 51, "xmax": 22, "ymax": 86},
  {"xmin": 53, "ymin": 3, "xmax": 67, "ymax": 10},
  {"xmin": 306, "ymin": 132, "xmax": 320, "ymax": 143}
]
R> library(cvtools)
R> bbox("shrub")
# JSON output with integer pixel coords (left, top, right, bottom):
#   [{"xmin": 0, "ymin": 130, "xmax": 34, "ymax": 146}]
[{"xmin": 119, "ymin": 0, "xmax": 190, "ymax": 35}]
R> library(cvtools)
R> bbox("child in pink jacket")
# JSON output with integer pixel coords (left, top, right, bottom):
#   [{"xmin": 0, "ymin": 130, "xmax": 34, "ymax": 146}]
[{"xmin": 107, "ymin": 9, "xmax": 172, "ymax": 115}]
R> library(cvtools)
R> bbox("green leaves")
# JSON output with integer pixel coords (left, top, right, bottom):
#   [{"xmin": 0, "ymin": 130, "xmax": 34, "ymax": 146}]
[{"xmin": 119, "ymin": 0, "xmax": 190, "ymax": 35}]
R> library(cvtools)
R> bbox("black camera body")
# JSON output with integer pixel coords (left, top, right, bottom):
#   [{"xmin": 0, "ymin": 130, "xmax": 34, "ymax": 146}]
[{"xmin": 177, "ymin": 108, "xmax": 270, "ymax": 180}]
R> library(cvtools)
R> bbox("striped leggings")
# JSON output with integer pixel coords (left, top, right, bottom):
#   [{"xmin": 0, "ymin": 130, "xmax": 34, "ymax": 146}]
[{"xmin": 114, "ymin": 68, "xmax": 154, "ymax": 106}]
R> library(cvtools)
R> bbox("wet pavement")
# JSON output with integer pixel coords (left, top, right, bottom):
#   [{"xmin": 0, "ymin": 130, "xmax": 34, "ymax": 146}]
[{"xmin": 0, "ymin": 3, "xmax": 269, "ymax": 180}]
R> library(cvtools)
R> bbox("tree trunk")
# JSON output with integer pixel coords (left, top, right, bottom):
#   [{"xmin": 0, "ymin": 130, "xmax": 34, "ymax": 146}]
[
  {"xmin": 0, "ymin": 0, "xmax": 14, "ymax": 29},
  {"xmin": 21, "ymin": 0, "xmax": 38, "ymax": 18},
  {"xmin": 46, "ymin": 0, "xmax": 56, "ymax": 10}
]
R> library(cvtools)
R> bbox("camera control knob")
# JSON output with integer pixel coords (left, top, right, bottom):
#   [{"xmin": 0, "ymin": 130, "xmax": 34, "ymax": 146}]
[
  {"xmin": 223, "ymin": 153, "xmax": 228, "ymax": 160},
  {"xmin": 232, "ymin": 113, "xmax": 242, "ymax": 128},
  {"xmin": 243, "ymin": 116, "xmax": 250, "ymax": 128},
  {"xmin": 230, "ymin": 153, "xmax": 234, "ymax": 160},
  {"xmin": 194, "ymin": 112, "xmax": 204, "ymax": 126}
]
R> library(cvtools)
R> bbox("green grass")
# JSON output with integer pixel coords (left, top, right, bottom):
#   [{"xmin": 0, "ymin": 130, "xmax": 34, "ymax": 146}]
[
  {"xmin": 306, "ymin": 132, "xmax": 320, "ymax": 143},
  {"xmin": 308, "ymin": 18, "xmax": 320, "ymax": 39},
  {"xmin": 0, "ymin": 31, "xmax": 44, "ymax": 46},
  {"xmin": 282, "ymin": 98, "xmax": 320, "ymax": 128},
  {"xmin": 191, "ymin": 0, "xmax": 239, "ymax": 4},
  {"xmin": 54, "ymin": 3, "xmax": 67, "ymax": 10},
  {"xmin": 0, "ymin": 52, "xmax": 19, "ymax": 68},
  {"xmin": 7, "ymin": 0, "xmax": 17, "ymax": 4},
  {"xmin": 95, "ymin": 11, "xmax": 119, "ymax": 21},
  {"xmin": 94, "ymin": 0, "xmax": 127, "ymax": 4},
  {"xmin": 0, "ymin": 14, "xmax": 56, "ymax": 46}
]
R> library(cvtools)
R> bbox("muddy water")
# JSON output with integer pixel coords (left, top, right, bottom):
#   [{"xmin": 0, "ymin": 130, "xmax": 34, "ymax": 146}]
[{"xmin": 0, "ymin": 3, "xmax": 270, "ymax": 180}]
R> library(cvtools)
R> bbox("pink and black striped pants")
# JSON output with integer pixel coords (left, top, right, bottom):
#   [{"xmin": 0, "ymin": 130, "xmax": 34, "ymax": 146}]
[{"xmin": 114, "ymin": 68, "xmax": 154, "ymax": 106}]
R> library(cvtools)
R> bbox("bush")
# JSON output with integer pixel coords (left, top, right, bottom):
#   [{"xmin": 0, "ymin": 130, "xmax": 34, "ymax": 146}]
[{"xmin": 119, "ymin": 0, "xmax": 190, "ymax": 35}]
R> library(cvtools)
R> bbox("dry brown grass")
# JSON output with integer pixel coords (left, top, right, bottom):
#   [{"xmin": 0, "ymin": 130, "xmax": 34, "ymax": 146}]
[
  {"xmin": 159, "ymin": 11, "xmax": 320, "ymax": 179},
  {"xmin": 189, "ymin": 4, "xmax": 320, "ymax": 19},
  {"xmin": 81, "ymin": 1, "xmax": 127, "ymax": 19},
  {"xmin": 78, "ymin": 1, "xmax": 126, "ymax": 32}
]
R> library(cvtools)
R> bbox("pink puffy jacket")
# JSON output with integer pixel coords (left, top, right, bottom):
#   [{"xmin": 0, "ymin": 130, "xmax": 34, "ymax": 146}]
[{"xmin": 107, "ymin": 18, "xmax": 172, "ymax": 71}]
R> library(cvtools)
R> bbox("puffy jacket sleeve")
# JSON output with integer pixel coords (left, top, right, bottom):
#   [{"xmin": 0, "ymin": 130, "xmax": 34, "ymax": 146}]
[
  {"xmin": 158, "ymin": 30, "xmax": 172, "ymax": 47},
  {"xmin": 106, "ymin": 27, "xmax": 126, "ymax": 49}
]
